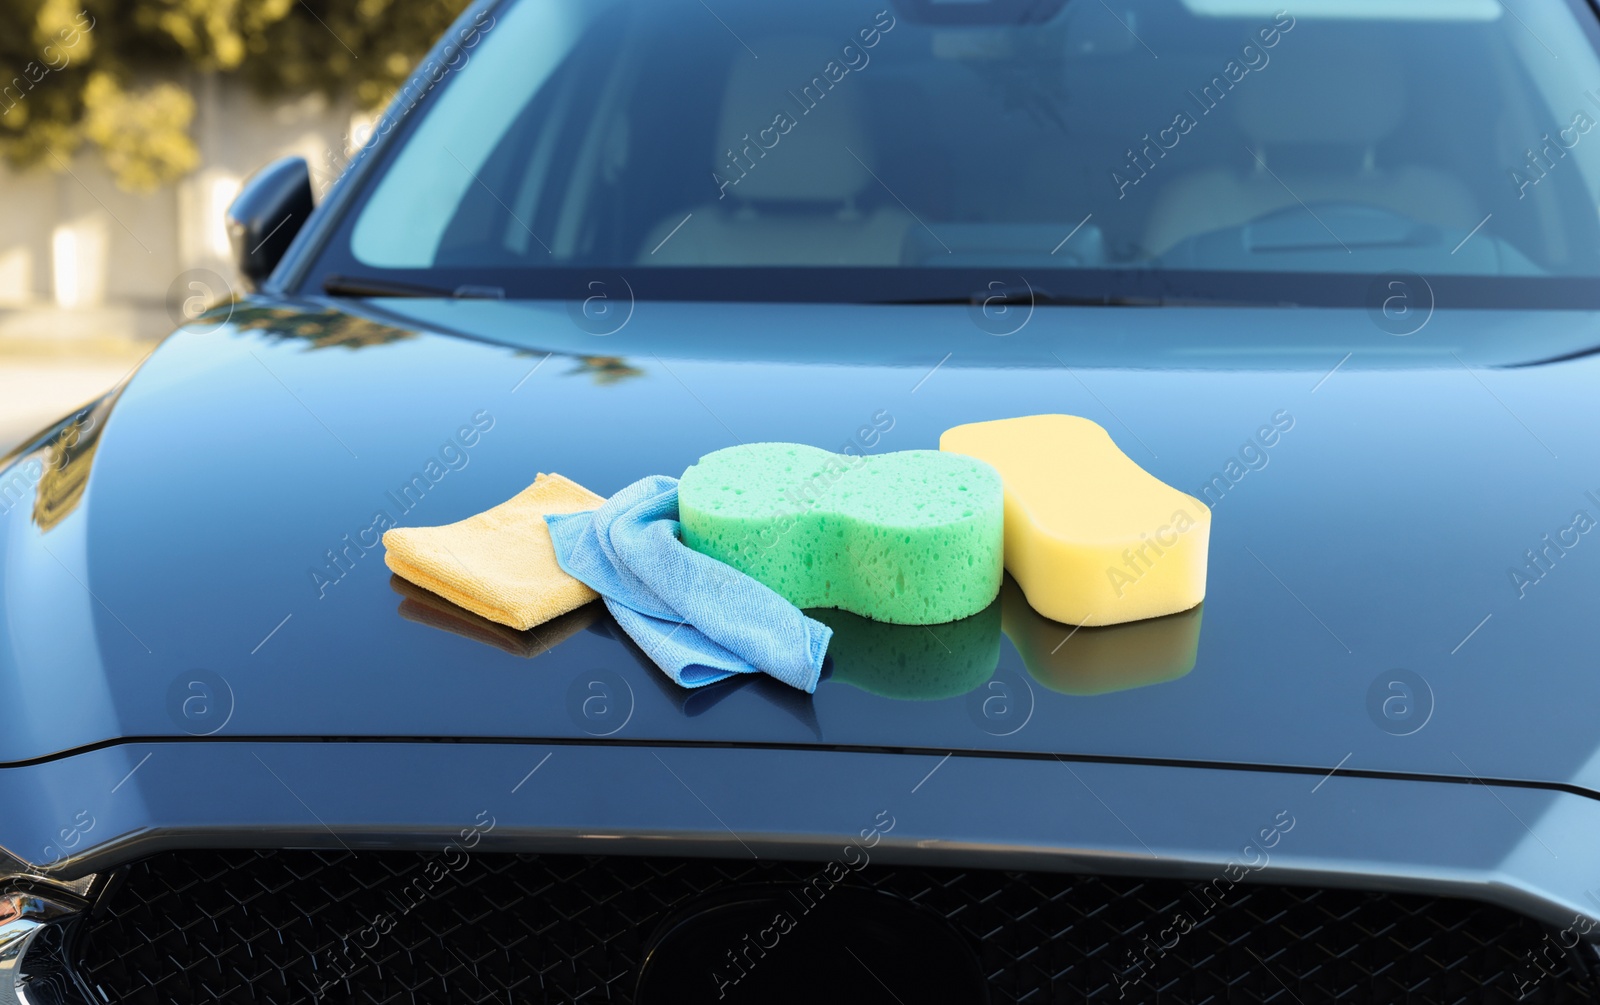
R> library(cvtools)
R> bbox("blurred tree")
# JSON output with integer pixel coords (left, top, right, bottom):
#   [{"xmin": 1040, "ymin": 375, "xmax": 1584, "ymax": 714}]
[
  {"xmin": 0, "ymin": 0, "xmax": 471, "ymax": 191},
  {"xmin": 230, "ymin": 303, "xmax": 419, "ymax": 350}
]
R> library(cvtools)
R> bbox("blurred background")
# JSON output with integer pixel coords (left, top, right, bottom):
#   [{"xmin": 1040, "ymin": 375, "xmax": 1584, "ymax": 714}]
[{"xmin": 0, "ymin": 0, "xmax": 470, "ymax": 451}]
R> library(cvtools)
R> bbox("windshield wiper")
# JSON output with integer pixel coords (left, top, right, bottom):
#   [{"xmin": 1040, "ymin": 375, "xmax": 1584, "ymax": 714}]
[
  {"xmin": 322, "ymin": 274, "xmax": 505, "ymax": 299},
  {"xmin": 875, "ymin": 289, "xmax": 1171, "ymax": 307},
  {"xmin": 901, "ymin": 287, "xmax": 1251, "ymax": 307},
  {"xmin": 883, "ymin": 291, "xmax": 1171, "ymax": 305}
]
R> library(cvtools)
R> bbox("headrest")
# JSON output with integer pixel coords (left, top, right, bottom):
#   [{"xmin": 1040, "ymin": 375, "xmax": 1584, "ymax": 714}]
[
  {"xmin": 1234, "ymin": 47, "xmax": 1404, "ymax": 146},
  {"xmin": 715, "ymin": 37, "xmax": 874, "ymax": 202}
]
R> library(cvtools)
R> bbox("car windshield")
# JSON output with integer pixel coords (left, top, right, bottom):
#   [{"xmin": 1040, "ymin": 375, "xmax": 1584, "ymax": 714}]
[{"xmin": 305, "ymin": 0, "xmax": 1600, "ymax": 304}]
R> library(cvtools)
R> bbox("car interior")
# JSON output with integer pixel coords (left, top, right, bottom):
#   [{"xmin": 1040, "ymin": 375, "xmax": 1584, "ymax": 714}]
[{"xmin": 409, "ymin": 0, "xmax": 1600, "ymax": 277}]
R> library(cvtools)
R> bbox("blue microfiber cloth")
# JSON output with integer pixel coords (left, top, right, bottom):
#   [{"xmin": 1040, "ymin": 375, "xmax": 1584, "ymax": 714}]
[{"xmin": 544, "ymin": 475, "xmax": 831, "ymax": 693}]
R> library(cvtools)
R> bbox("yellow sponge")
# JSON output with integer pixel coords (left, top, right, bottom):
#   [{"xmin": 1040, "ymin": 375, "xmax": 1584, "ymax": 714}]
[
  {"xmin": 383, "ymin": 472, "xmax": 604, "ymax": 631},
  {"xmin": 940, "ymin": 415, "xmax": 1209, "ymax": 626}
]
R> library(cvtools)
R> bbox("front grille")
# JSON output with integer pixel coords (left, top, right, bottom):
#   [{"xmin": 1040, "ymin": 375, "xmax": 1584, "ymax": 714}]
[{"xmin": 64, "ymin": 849, "xmax": 1600, "ymax": 1004}]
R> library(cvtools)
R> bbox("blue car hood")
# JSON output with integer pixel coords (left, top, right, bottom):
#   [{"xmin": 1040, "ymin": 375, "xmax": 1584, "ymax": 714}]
[{"xmin": 3, "ymin": 295, "xmax": 1599, "ymax": 800}]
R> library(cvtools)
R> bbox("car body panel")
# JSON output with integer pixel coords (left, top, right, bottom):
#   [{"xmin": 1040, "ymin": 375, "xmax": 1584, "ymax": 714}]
[
  {"xmin": 1, "ymin": 739, "xmax": 1598, "ymax": 932},
  {"xmin": 2, "ymin": 298, "xmax": 1598, "ymax": 808}
]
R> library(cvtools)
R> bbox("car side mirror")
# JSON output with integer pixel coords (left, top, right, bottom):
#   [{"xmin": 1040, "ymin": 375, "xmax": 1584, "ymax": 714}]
[{"xmin": 226, "ymin": 156, "xmax": 314, "ymax": 291}]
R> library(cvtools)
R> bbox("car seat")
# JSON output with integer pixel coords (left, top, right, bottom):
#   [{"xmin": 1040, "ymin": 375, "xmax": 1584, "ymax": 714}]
[
  {"xmin": 1141, "ymin": 44, "xmax": 1480, "ymax": 257},
  {"xmin": 641, "ymin": 37, "xmax": 911, "ymax": 265}
]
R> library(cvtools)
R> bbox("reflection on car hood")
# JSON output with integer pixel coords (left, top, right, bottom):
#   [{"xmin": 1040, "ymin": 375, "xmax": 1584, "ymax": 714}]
[{"xmin": 3, "ymin": 295, "xmax": 1600, "ymax": 801}]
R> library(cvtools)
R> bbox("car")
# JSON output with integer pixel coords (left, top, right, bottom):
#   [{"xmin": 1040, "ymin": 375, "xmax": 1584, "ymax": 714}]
[{"xmin": 6, "ymin": 0, "xmax": 1600, "ymax": 1001}]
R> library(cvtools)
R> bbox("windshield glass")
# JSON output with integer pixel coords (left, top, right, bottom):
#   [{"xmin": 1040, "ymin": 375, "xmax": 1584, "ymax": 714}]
[{"xmin": 307, "ymin": 0, "xmax": 1600, "ymax": 303}]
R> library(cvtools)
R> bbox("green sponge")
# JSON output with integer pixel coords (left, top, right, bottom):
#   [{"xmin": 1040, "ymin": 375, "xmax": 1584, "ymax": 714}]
[{"xmin": 678, "ymin": 443, "xmax": 1004, "ymax": 625}]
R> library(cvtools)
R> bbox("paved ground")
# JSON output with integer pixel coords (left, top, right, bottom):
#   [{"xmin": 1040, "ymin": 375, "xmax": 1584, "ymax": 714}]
[{"xmin": 0, "ymin": 341, "xmax": 150, "ymax": 456}]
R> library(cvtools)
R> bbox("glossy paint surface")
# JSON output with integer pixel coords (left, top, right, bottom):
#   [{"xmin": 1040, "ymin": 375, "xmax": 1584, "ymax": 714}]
[{"xmin": 1, "ymin": 295, "xmax": 1598, "ymax": 805}]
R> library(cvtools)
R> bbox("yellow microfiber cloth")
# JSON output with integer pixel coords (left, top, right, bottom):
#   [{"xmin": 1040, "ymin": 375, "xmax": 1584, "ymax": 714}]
[{"xmin": 382, "ymin": 472, "xmax": 605, "ymax": 631}]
